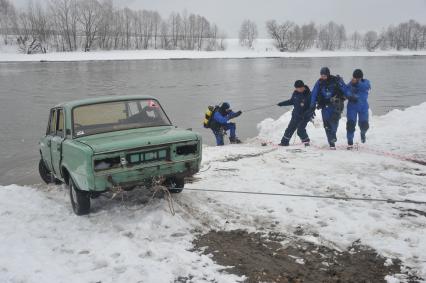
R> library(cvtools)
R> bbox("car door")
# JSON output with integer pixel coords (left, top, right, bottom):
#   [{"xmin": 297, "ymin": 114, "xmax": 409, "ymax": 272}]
[
  {"xmin": 50, "ymin": 108, "xmax": 65, "ymax": 178},
  {"xmin": 40, "ymin": 109, "xmax": 56, "ymax": 172}
]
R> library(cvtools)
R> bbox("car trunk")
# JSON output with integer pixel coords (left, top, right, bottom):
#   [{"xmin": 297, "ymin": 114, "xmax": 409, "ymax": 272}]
[{"xmin": 75, "ymin": 126, "xmax": 199, "ymax": 154}]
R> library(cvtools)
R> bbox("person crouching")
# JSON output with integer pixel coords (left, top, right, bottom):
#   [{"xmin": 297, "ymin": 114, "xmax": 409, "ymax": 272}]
[
  {"xmin": 210, "ymin": 102, "xmax": 242, "ymax": 146},
  {"xmin": 277, "ymin": 80, "xmax": 313, "ymax": 146}
]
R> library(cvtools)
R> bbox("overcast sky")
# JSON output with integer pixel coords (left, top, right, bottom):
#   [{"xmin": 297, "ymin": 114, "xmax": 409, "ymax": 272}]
[{"xmin": 15, "ymin": 0, "xmax": 426, "ymax": 37}]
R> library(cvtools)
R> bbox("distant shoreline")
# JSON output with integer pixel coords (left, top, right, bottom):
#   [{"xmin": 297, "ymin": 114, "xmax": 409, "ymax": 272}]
[{"xmin": 1, "ymin": 49, "xmax": 425, "ymax": 63}]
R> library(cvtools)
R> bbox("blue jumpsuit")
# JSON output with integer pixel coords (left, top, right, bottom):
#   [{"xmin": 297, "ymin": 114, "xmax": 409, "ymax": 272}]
[
  {"xmin": 311, "ymin": 76, "xmax": 349, "ymax": 146},
  {"xmin": 211, "ymin": 111, "xmax": 237, "ymax": 146},
  {"xmin": 278, "ymin": 87, "xmax": 312, "ymax": 145},
  {"xmin": 346, "ymin": 79, "xmax": 371, "ymax": 144}
]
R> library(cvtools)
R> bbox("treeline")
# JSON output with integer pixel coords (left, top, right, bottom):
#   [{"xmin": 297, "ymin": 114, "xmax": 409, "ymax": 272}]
[
  {"xmin": 0, "ymin": 0, "xmax": 225, "ymax": 54},
  {"xmin": 240, "ymin": 19, "xmax": 426, "ymax": 52}
]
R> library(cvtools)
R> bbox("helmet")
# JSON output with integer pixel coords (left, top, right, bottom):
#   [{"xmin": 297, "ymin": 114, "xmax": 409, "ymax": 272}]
[{"xmin": 220, "ymin": 102, "xmax": 230, "ymax": 110}]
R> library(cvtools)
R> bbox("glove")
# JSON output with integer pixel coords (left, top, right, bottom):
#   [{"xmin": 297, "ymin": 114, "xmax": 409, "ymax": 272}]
[
  {"xmin": 348, "ymin": 96, "xmax": 358, "ymax": 103},
  {"xmin": 231, "ymin": 111, "xmax": 242, "ymax": 118},
  {"xmin": 277, "ymin": 102, "xmax": 285, "ymax": 107}
]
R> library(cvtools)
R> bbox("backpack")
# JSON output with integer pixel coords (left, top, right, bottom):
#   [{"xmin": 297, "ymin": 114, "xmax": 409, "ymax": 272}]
[
  {"xmin": 203, "ymin": 105, "xmax": 218, "ymax": 128},
  {"xmin": 317, "ymin": 75, "xmax": 346, "ymax": 110}
]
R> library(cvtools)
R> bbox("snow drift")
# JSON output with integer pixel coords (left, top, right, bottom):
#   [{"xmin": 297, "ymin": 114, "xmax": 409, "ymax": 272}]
[{"xmin": 0, "ymin": 103, "xmax": 425, "ymax": 282}]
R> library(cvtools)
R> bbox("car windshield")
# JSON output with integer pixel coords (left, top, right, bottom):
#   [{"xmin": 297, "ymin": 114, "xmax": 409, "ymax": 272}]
[{"xmin": 73, "ymin": 99, "xmax": 171, "ymax": 137}]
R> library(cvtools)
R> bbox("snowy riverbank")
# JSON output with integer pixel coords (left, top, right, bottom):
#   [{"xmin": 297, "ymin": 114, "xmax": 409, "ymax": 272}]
[
  {"xmin": 1, "ymin": 39, "xmax": 426, "ymax": 62},
  {"xmin": 0, "ymin": 103, "xmax": 425, "ymax": 282}
]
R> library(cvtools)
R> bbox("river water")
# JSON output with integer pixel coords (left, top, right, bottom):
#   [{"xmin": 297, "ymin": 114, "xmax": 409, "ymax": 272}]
[{"xmin": 1, "ymin": 56, "xmax": 425, "ymax": 185}]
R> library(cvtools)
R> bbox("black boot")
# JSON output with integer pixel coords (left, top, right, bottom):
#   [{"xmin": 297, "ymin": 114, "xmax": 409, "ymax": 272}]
[
  {"xmin": 361, "ymin": 133, "xmax": 366, "ymax": 143},
  {"xmin": 302, "ymin": 138, "xmax": 310, "ymax": 147},
  {"xmin": 229, "ymin": 137, "xmax": 242, "ymax": 144},
  {"xmin": 347, "ymin": 140, "xmax": 354, "ymax": 150},
  {"xmin": 279, "ymin": 136, "xmax": 290, "ymax": 146}
]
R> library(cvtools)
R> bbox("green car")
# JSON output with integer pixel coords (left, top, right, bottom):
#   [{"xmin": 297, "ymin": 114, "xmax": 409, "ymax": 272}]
[{"xmin": 39, "ymin": 95, "xmax": 202, "ymax": 215}]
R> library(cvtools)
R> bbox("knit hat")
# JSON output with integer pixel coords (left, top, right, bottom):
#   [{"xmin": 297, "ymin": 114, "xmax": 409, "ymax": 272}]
[
  {"xmin": 294, "ymin": 80, "xmax": 305, "ymax": 88},
  {"xmin": 353, "ymin": 69, "xmax": 363, "ymax": 79},
  {"xmin": 320, "ymin": 67, "xmax": 330, "ymax": 76}
]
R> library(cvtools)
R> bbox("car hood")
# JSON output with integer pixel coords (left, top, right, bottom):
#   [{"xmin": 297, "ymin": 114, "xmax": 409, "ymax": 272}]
[{"xmin": 75, "ymin": 126, "xmax": 200, "ymax": 154}]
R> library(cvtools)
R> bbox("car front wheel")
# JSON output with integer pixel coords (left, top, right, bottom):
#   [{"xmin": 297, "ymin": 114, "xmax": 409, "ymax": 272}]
[
  {"xmin": 166, "ymin": 177, "xmax": 184, "ymax": 194},
  {"xmin": 69, "ymin": 178, "xmax": 90, "ymax": 215}
]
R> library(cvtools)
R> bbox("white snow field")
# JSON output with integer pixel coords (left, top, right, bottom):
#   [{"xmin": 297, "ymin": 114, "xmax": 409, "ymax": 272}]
[
  {"xmin": 1, "ymin": 103, "xmax": 425, "ymax": 282},
  {"xmin": 1, "ymin": 39, "xmax": 426, "ymax": 62}
]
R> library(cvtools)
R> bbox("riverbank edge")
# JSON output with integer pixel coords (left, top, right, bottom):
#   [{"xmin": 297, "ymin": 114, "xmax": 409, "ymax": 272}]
[{"xmin": 1, "ymin": 50, "xmax": 426, "ymax": 63}]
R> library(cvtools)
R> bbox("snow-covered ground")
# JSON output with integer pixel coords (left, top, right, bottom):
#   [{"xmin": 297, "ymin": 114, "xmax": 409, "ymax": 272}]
[
  {"xmin": 0, "ymin": 39, "xmax": 425, "ymax": 62},
  {"xmin": 1, "ymin": 103, "xmax": 425, "ymax": 282}
]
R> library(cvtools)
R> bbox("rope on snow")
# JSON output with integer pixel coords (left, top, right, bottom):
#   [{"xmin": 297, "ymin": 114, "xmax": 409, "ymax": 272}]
[{"xmin": 184, "ymin": 187, "xmax": 426, "ymax": 205}]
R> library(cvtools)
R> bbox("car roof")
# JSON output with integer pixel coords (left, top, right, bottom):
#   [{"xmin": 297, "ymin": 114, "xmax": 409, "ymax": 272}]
[{"xmin": 54, "ymin": 95, "xmax": 158, "ymax": 109}]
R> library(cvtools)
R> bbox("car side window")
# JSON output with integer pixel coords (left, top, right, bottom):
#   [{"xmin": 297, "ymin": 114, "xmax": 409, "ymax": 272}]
[
  {"xmin": 48, "ymin": 110, "xmax": 57, "ymax": 136},
  {"xmin": 56, "ymin": 109, "xmax": 64, "ymax": 137}
]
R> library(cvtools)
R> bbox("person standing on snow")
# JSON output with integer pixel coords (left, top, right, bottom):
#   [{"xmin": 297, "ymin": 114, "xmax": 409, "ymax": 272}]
[
  {"xmin": 210, "ymin": 102, "xmax": 242, "ymax": 146},
  {"xmin": 310, "ymin": 67, "xmax": 349, "ymax": 149},
  {"xmin": 346, "ymin": 69, "xmax": 371, "ymax": 149},
  {"xmin": 277, "ymin": 80, "xmax": 313, "ymax": 146}
]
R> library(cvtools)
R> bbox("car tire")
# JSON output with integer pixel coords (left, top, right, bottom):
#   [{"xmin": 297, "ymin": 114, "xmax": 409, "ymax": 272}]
[
  {"xmin": 39, "ymin": 159, "xmax": 52, "ymax": 184},
  {"xmin": 69, "ymin": 178, "xmax": 90, "ymax": 215},
  {"xmin": 166, "ymin": 177, "xmax": 184, "ymax": 194},
  {"xmin": 38, "ymin": 159, "xmax": 62, "ymax": 185}
]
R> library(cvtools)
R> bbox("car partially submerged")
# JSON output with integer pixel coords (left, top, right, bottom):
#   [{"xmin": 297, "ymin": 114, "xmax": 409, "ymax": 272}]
[{"xmin": 39, "ymin": 95, "xmax": 202, "ymax": 215}]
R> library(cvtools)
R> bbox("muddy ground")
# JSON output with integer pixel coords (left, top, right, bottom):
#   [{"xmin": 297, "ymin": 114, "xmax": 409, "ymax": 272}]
[{"xmin": 193, "ymin": 230, "xmax": 422, "ymax": 283}]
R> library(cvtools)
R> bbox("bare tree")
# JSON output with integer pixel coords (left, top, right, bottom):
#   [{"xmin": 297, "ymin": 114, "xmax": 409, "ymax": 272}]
[
  {"xmin": 7, "ymin": 0, "xmax": 222, "ymax": 52},
  {"xmin": 363, "ymin": 30, "xmax": 382, "ymax": 51},
  {"xmin": 15, "ymin": 2, "xmax": 51, "ymax": 54},
  {"xmin": 206, "ymin": 23, "xmax": 219, "ymax": 51},
  {"xmin": 152, "ymin": 11, "xmax": 161, "ymax": 49},
  {"xmin": 266, "ymin": 20, "xmax": 294, "ymax": 51},
  {"xmin": 97, "ymin": 0, "xmax": 113, "ymax": 50},
  {"xmin": 0, "ymin": 0, "xmax": 17, "ymax": 45},
  {"xmin": 76, "ymin": 0, "xmax": 102, "ymax": 51},
  {"xmin": 27, "ymin": 1, "xmax": 51, "ymax": 53},
  {"xmin": 239, "ymin": 19, "xmax": 258, "ymax": 48},
  {"xmin": 300, "ymin": 22, "xmax": 317, "ymax": 50},
  {"xmin": 349, "ymin": 31, "xmax": 362, "ymax": 49},
  {"xmin": 49, "ymin": 0, "xmax": 78, "ymax": 51},
  {"xmin": 318, "ymin": 21, "xmax": 342, "ymax": 50},
  {"xmin": 160, "ymin": 21, "xmax": 169, "ymax": 49},
  {"xmin": 286, "ymin": 23, "xmax": 317, "ymax": 51}
]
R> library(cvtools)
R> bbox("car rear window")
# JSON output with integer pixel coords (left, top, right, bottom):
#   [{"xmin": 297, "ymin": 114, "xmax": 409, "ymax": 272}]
[{"xmin": 73, "ymin": 99, "xmax": 171, "ymax": 137}]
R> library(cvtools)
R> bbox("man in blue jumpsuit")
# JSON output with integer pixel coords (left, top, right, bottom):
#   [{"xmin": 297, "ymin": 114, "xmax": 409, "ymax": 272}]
[
  {"xmin": 210, "ymin": 102, "xmax": 242, "ymax": 146},
  {"xmin": 310, "ymin": 67, "xmax": 349, "ymax": 149},
  {"xmin": 277, "ymin": 80, "xmax": 313, "ymax": 146},
  {"xmin": 346, "ymin": 69, "xmax": 371, "ymax": 149}
]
